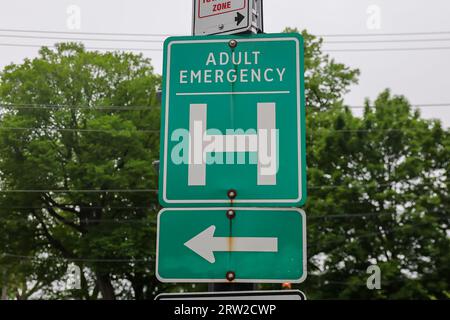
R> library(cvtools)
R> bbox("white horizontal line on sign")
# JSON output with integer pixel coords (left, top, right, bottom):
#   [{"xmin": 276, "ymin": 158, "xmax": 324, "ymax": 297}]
[{"xmin": 176, "ymin": 91, "xmax": 290, "ymax": 96}]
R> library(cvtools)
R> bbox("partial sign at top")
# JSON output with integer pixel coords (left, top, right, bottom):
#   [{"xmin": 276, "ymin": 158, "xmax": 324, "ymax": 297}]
[
  {"xmin": 198, "ymin": 0, "xmax": 246, "ymax": 18},
  {"xmin": 193, "ymin": 0, "xmax": 262, "ymax": 36}
]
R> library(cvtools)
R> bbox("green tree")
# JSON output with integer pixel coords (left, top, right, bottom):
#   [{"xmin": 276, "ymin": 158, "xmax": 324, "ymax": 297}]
[
  {"xmin": 0, "ymin": 43, "xmax": 161, "ymax": 299},
  {"xmin": 303, "ymin": 90, "xmax": 449, "ymax": 299},
  {"xmin": 270, "ymin": 28, "xmax": 449, "ymax": 300},
  {"xmin": 1, "ymin": 29, "xmax": 448, "ymax": 300}
]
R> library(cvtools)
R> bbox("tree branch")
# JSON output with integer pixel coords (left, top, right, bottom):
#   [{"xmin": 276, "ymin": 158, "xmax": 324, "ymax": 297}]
[
  {"xmin": 32, "ymin": 210, "xmax": 75, "ymax": 260},
  {"xmin": 41, "ymin": 195, "xmax": 86, "ymax": 234}
]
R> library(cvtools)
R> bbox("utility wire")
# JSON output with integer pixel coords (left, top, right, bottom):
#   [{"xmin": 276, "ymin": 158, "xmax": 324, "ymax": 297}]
[
  {"xmin": 326, "ymin": 46, "xmax": 450, "ymax": 52},
  {"xmin": 0, "ymin": 217, "xmax": 156, "ymax": 225},
  {"xmin": 326, "ymin": 38, "xmax": 450, "ymax": 44},
  {"xmin": 0, "ymin": 127, "xmax": 159, "ymax": 134},
  {"xmin": 3, "ymin": 42, "xmax": 450, "ymax": 53},
  {"xmin": 0, "ymin": 28, "xmax": 175, "ymax": 37},
  {"xmin": 0, "ymin": 181, "xmax": 444, "ymax": 193},
  {"xmin": 1, "ymin": 103, "xmax": 450, "ymax": 110},
  {"xmin": 3, "ymin": 33, "xmax": 450, "ymax": 45},
  {"xmin": 0, "ymin": 33, "xmax": 164, "ymax": 43},
  {"xmin": 0, "ymin": 126, "xmax": 444, "ymax": 134},
  {"xmin": 341, "ymin": 103, "xmax": 450, "ymax": 109},
  {"xmin": 0, "ymin": 211, "xmax": 446, "ymax": 224},
  {"xmin": 0, "ymin": 104, "xmax": 158, "ymax": 111},
  {"xmin": 318, "ymin": 30, "xmax": 450, "ymax": 37},
  {"xmin": 308, "ymin": 181, "xmax": 447, "ymax": 190},
  {"xmin": 0, "ymin": 205, "xmax": 157, "ymax": 210},
  {"xmin": 1, "ymin": 253, "xmax": 152, "ymax": 263},
  {"xmin": 0, "ymin": 189, "xmax": 158, "ymax": 193},
  {"xmin": 2, "ymin": 28, "xmax": 450, "ymax": 38},
  {"xmin": 0, "ymin": 42, "xmax": 162, "ymax": 52}
]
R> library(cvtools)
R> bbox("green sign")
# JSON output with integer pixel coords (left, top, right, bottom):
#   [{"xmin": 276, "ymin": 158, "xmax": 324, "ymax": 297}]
[
  {"xmin": 156, "ymin": 208, "xmax": 306, "ymax": 283},
  {"xmin": 159, "ymin": 33, "xmax": 306, "ymax": 207}
]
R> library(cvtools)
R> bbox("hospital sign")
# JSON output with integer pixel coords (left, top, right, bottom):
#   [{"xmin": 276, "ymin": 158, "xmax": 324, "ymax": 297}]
[{"xmin": 158, "ymin": 33, "xmax": 306, "ymax": 207}]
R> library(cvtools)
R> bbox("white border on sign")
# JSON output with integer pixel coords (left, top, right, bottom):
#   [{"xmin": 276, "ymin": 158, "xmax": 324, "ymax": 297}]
[
  {"xmin": 155, "ymin": 290, "xmax": 307, "ymax": 300},
  {"xmin": 155, "ymin": 207, "xmax": 307, "ymax": 284},
  {"xmin": 162, "ymin": 37, "xmax": 303, "ymax": 205}
]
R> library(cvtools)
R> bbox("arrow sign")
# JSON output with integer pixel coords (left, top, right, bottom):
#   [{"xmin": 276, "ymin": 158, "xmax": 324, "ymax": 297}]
[
  {"xmin": 184, "ymin": 225, "xmax": 278, "ymax": 263},
  {"xmin": 193, "ymin": 0, "xmax": 252, "ymax": 35},
  {"xmin": 235, "ymin": 12, "xmax": 245, "ymax": 25},
  {"xmin": 156, "ymin": 208, "xmax": 306, "ymax": 283}
]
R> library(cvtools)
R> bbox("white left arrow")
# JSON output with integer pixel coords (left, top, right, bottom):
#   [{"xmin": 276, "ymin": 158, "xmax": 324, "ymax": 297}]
[{"xmin": 184, "ymin": 225, "xmax": 278, "ymax": 264}]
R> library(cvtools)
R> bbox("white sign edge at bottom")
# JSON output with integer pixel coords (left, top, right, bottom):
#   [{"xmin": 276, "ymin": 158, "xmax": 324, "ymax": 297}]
[{"xmin": 155, "ymin": 289, "xmax": 307, "ymax": 301}]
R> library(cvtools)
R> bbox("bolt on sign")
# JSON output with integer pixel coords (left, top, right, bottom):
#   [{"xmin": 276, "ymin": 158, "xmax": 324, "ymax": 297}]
[
  {"xmin": 192, "ymin": 0, "xmax": 263, "ymax": 35},
  {"xmin": 156, "ymin": 208, "xmax": 306, "ymax": 283},
  {"xmin": 158, "ymin": 33, "xmax": 306, "ymax": 207}
]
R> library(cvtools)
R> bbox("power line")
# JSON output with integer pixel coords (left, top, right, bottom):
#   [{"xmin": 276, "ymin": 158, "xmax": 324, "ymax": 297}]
[
  {"xmin": 3, "ymin": 33, "xmax": 450, "ymax": 45},
  {"xmin": 308, "ymin": 181, "xmax": 446, "ymax": 190},
  {"xmin": 0, "ymin": 189, "xmax": 158, "ymax": 193},
  {"xmin": 0, "ymin": 205, "xmax": 157, "ymax": 210},
  {"xmin": 1, "ymin": 253, "xmax": 152, "ymax": 263},
  {"xmin": 310, "ymin": 211, "xmax": 448, "ymax": 220},
  {"xmin": 0, "ymin": 42, "xmax": 162, "ymax": 52},
  {"xmin": 319, "ymin": 30, "xmax": 450, "ymax": 37},
  {"xmin": 3, "ymin": 41, "xmax": 450, "ymax": 53},
  {"xmin": 0, "ymin": 127, "xmax": 430, "ymax": 134},
  {"xmin": 341, "ymin": 103, "xmax": 450, "ymax": 109},
  {"xmin": 309, "ymin": 129, "xmax": 409, "ymax": 133},
  {"xmin": 326, "ymin": 38, "xmax": 450, "ymax": 44},
  {"xmin": 0, "ymin": 33, "xmax": 164, "ymax": 43},
  {"xmin": 1, "ymin": 103, "xmax": 450, "ymax": 110},
  {"xmin": 0, "ymin": 28, "xmax": 174, "ymax": 37},
  {"xmin": 2, "ymin": 28, "xmax": 450, "ymax": 38},
  {"xmin": 0, "ymin": 181, "xmax": 444, "ymax": 194},
  {"xmin": 0, "ymin": 210, "xmax": 446, "ymax": 223},
  {"xmin": 0, "ymin": 217, "xmax": 156, "ymax": 225},
  {"xmin": 326, "ymin": 46, "xmax": 450, "ymax": 52},
  {"xmin": 0, "ymin": 104, "xmax": 158, "ymax": 111},
  {"xmin": 0, "ymin": 127, "xmax": 159, "ymax": 134},
  {"xmin": 0, "ymin": 127, "xmax": 422, "ymax": 133}
]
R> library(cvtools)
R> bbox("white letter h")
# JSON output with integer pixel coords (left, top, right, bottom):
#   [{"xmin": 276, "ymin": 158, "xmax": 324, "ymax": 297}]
[{"xmin": 188, "ymin": 103, "xmax": 278, "ymax": 186}]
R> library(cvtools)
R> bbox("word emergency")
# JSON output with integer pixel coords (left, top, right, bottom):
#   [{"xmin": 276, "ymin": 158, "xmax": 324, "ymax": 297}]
[{"xmin": 179, "ymin": 51, "xmax": 287, "ymax": 85}]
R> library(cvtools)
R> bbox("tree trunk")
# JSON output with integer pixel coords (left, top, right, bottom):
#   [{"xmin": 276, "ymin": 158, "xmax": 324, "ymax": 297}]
[
  {"xmin": 132, "ymin": 283, "xmax": 144, "ymax": 300},
  {"xmin": 96, "ymin": 273, "xmax": 116, "ymax": 300},
  {"xmin": 1, "ymin": 271, "xmax": 7, "ymax": 300},
  {"xmin": 1, "ymin": 285, "xmax": 7, "ymax": 300}
]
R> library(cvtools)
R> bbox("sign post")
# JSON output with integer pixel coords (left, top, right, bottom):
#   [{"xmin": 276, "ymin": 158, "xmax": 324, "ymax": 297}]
[{"xmin": 155, "ymin": 1, "xmax": 307, "ymax": 298}]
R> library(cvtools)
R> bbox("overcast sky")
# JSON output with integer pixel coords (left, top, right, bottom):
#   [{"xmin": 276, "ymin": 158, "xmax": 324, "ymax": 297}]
[{"xmin": 0, "ymin": 0, "xmax": 449, "ymax": 126}]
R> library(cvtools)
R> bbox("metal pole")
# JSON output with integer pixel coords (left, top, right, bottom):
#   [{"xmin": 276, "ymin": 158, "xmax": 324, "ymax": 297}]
[{"xmin": 192, "ymin": 0, "xmax": 264, "ymax": 294}]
